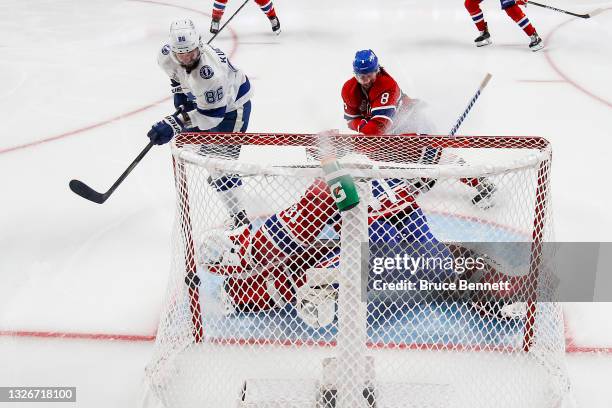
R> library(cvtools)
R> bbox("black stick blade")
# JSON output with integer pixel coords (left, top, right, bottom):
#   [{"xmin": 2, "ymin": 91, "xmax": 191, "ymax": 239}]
[{"xmin": 69, "ymin": 179, "xmax": 107, "ymax": 204}]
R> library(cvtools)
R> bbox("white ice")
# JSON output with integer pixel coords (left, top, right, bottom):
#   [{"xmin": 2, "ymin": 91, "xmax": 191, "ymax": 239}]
[{"xmin": 0, "ymin": 0, "xmax": 611, "ymax": 406}]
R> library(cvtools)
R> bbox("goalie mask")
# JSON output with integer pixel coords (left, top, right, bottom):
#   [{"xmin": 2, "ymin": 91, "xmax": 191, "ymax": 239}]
[{"xmin": 169, "ymin": 19, "xmax": 202, "ymax": 69}]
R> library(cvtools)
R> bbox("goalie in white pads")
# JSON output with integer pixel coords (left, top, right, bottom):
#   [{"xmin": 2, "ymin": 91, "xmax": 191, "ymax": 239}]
[
  {"xmin": 148, "ymin": 19, "xmax": 253, "ymax": 227},
  {"xmin": 199, "ymin": 176, "xmax": 527, "ymax": 328}
]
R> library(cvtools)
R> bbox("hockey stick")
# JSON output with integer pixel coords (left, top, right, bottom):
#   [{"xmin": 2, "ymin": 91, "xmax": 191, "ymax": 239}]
[
  {"xmin": 526, "ymin": 1, "xmax": 591, "ymax": 18},
  {"xmin": 69, "ymin": 5, "xmax": 248, "ymax": 205},
  {"xmin": 69, "ymin": 108, "xmax": 181, "ymax": 204},
  {"xmin": 419, "ymin": 73, "xmax": 493, "ymax": 203},
  {"xmin": 207, "ymin": 0, "xmax": 250, "ymax": 44},
  {"xmin": 69, "ymin": 142, "xmax": 154, "ymax": 204},
  {"xmin": 449, "ymin": 73, "xmax": 492, "ymax": 137},
  {"xmin": 70, "ymin": 0, "xmax": 249, "ymax": 204}
]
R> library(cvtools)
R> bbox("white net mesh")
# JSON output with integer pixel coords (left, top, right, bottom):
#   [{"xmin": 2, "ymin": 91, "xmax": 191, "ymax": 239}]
[{"xmin": 143, "ymin": 133, "xmax": 569, "ymax": 408}]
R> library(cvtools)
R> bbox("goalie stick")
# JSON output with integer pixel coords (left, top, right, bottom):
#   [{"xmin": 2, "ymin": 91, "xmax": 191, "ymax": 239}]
[{"xmin": 526, "ymin": 1, "xmax": 594, "ymax": 19}]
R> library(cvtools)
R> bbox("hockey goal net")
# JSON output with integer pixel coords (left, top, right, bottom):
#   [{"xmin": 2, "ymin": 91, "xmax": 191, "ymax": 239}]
[{"xmin": 143, "ymin": 133, "xmax": 570, "ymax": 408}]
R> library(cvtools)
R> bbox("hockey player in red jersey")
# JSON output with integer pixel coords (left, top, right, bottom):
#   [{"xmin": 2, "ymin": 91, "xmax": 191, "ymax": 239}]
[
  {"xmin": 198, "ymin": 174, "xmax": 524, "ymax": 327},
  {"xmin": 342, "ymin": 50, "xmax": 415, "ymax": 136},
  {"xmin": 199, "ymin": 177, "xmax": 450, "ymax": 326},
  {"xmin": 465, "ymin": 0, "xmax": 543, "ymax": 51},
  {"xmin": 210, "ymin": 0, "xmax": 280, "ymax": 35},
  {"xmin": 342, "ymin": 50, "xmax": 497, "ymax": 209}
]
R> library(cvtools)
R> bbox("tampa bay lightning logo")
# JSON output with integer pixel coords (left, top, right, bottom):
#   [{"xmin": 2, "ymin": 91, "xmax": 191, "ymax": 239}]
[
  {"xmin": 161, "ymin": 44, "xmax": 170, "ymax": 55},
  {"xmin": 200, "ymin": 65, "xmax": 214, "ymax": 79}
]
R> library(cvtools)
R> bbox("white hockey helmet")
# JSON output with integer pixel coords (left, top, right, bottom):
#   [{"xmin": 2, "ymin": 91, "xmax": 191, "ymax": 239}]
[{"xmin": 168, "ymin": 19, "xmax": 201, "ymax": 54}]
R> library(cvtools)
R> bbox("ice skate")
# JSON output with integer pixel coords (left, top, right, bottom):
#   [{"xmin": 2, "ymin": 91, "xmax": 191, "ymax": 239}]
[
  {"xmin": 269, "ymin": 16, "xmax": 281, "ymax": 35},
  {"xmin": 475, "ymin": 25, "xmax": 492, "ymax": 47},
  {"xmin": 210, "ymin": 18, "xmax": 220, "ymax": 34},
  {"xmin": 529, "ymin": 32, "xmax": 544, "ymax": 51}
]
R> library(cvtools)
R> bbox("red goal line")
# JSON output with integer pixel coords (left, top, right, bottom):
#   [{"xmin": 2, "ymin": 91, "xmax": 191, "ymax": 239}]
[{"xmin": 0, "ymin": 329, "xmax": 610, "ymax": 354}]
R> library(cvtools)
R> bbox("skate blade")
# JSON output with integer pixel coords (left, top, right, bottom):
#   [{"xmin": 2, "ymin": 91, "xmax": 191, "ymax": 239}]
[
  {"xmin": 476, "ymin": 39, "xmax": 492, "ymax": 47},
  {"xmin": 531, "ymin": 42, "xmax": 544, "ymax": 52}
]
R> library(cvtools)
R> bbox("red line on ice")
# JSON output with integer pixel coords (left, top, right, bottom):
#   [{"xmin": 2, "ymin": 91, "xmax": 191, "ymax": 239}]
[
  {"xmin": 0, "ymin": 330, "xmax": 155, "ymax": 342},
  {"xmin": 563, "ymin": 311, "xmax": 612, "ymax": 354},
  {"xmin": 2, "ymin": 320, "xmax": 611, "ymax": 354},
  {"xmin": 543, "ymin": 8, "xmax": 612, "ymax": 109}
]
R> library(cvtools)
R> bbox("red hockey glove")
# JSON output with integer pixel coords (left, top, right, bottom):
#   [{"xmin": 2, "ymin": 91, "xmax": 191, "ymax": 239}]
[{"xmin": 357, "ymin": 119, "xmax": 368, "ymax": 133}]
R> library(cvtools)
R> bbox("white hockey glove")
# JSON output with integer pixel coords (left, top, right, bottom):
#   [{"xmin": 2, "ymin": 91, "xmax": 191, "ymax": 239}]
[
  {"xmin": 296, "ymin": 284, "xmax": 338, "ymax": 329},
  {"xmin": 295, "ymin": 268, "xmax": 339, "ymax": 329},
  {"xmin": 198, "ymin": 225, "xmax": 251, "ymax": 272}
]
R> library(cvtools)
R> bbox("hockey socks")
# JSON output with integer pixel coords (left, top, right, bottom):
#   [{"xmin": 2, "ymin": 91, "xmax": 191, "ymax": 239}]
[
  {"xmin": 255, "ymin": 0, "xmax": 277, "ymax": 18},
  {"xmin": 212, "ymin": 0, "xmax": 226, "ymax": 21},
  {"xmin": 465, "ymin": 0, "xmax": 488, "ymax": 32},
  {"xmin": 505, "ymin": 4, "xmax": 536, "ymax": 36},
  {"xmin": 213, "ymin": 0, "xmax": 277, "ymax": 20}
]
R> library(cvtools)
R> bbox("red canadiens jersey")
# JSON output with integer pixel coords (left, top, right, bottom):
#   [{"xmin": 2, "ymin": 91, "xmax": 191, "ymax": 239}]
[
  {"xmin": 342, "ymin": 67, "xmax": 411, "ymax": 135},
  {"xmin": 260, "ymin": 178, "xmax": 419, "ymax": 259}
]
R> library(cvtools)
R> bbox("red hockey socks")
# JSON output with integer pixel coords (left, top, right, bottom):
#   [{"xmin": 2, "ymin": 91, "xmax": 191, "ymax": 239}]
[
  {"xmin": 465, "ymin": 0, "xmax": 487, "ymax": 32},
  {"xmin": 213, "ymin": 0, "xmax": 276, "ymax": 22},
  {"xmin": 254, "ymin": 0, "xmax": 277, "ymax": 18},
  {"xmin": 505, "ymin": 4, "xmax": 536, "ymax": 36},
  {"xmin": 212, "ymin": 0, "xmax": 227, "ymax": 21}
]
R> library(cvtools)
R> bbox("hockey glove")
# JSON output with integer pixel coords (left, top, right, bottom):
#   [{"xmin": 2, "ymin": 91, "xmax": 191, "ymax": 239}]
[
  {"xmin": 147, "ymin": 114, "xmax": 184, "ymax": 145},
  {"xmin": 357, "ymin": 119, "xmax": 368, "ymax": 133},
  {"xmin": 173, "ymin": 93, "xmax": 196, "ymax": 113}
]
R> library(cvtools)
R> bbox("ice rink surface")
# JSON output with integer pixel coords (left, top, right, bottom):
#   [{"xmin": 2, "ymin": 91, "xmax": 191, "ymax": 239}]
[{"xmin": 0, "ymin": 0, "xmax": 611, "ymax": 406}]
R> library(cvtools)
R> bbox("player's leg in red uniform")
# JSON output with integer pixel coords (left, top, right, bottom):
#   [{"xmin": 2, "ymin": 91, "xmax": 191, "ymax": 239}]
[
  {"xmin": 210, "ymin": 0, "xmax": 228, "ymax": 33},
  {"xmin": 254, "ymin": 0, "xmax": 276, "ymax": 19},
  {"xmin": 210, "ymin": 0, "xmax": 281, "ymax": 35},
  {"xmin": 501, "ymin": 0, "xmax": 544, "ymax": 51},
  {"xmin": 253, "ymin": 0, "xmax": 281, "ymax": 34},
  {"xmin": 464, "ymin": 0, "xmax": 492, "ymax": 47}
]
